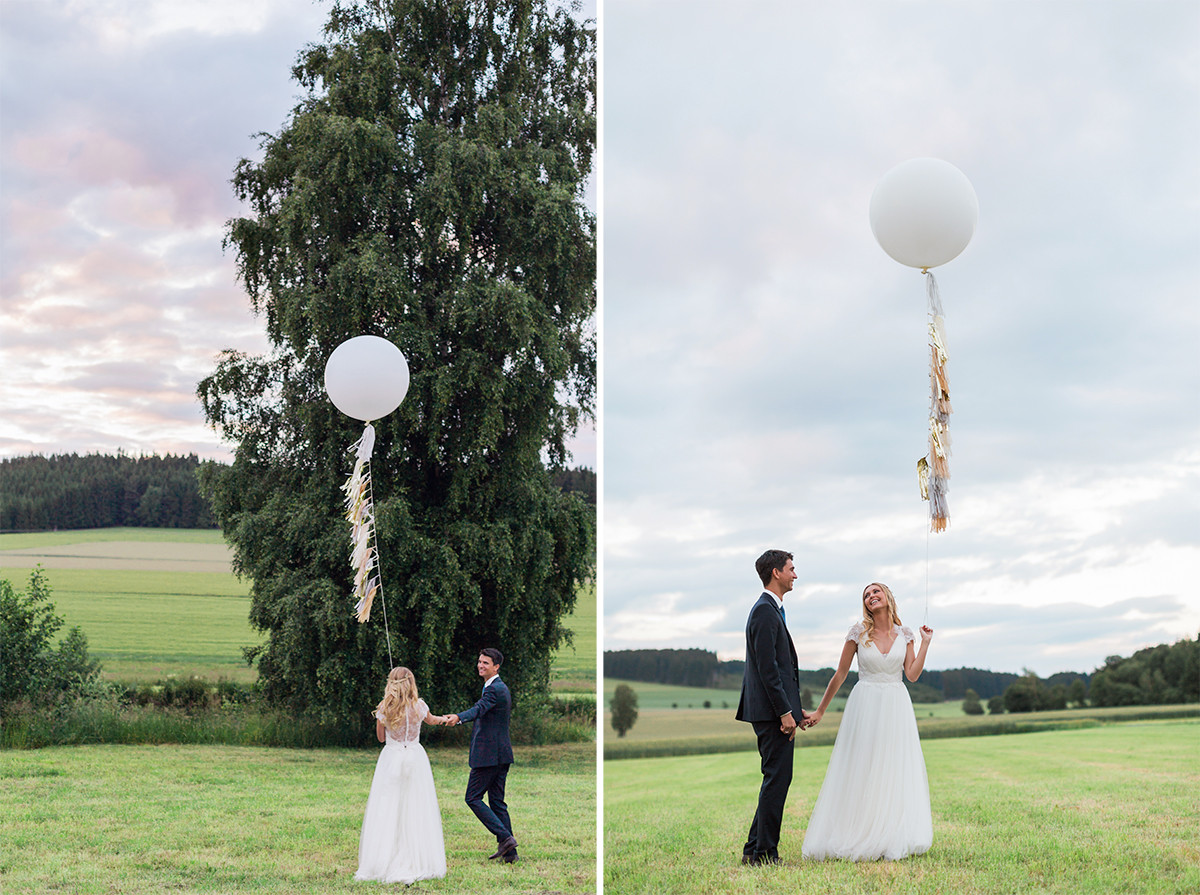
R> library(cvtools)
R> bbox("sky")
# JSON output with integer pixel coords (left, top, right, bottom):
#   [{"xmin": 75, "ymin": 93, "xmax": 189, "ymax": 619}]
[
  {"xmin": 601, "ymin": 0, "xmax": 1200, "ymax": 676},
  {"xmin": 0, "ymin": 0, "xmax": 597, "ymax": 468}
]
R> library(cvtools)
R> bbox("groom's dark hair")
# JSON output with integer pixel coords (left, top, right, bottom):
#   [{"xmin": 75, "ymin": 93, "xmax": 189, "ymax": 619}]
[
  {"xmin": 480, "ymin": 647, "xmax": 503, "ymax": 666},
  {"xmin": 756, "ymin": 550, "xmax": 793, "ymax": 586}
]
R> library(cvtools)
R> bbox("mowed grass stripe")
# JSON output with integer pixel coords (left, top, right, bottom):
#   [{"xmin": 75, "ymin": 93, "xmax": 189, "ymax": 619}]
[
  {"xmin": 553, "ymin": 580, "xmax": 596, "ymax": 688},
  {"xmin": 2, "ymin": 529, "xmax": 596, "ymax": 690},
  {"xmin": 0, "ymin": 527, "xmax": 227, "ymax": 549},
  {"xmin": 0, "ymin": 564, "xmax": 261, "ymax": 683}
]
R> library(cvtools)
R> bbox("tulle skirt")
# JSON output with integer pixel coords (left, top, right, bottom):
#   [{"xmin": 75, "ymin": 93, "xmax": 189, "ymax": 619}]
[
  {"xmin": 355, "ymin": 741, "xmax": 447, "ymax": 884},
  {"xmin": 801, "ymin": 680, "xmax": 932, "ymax": 861}
]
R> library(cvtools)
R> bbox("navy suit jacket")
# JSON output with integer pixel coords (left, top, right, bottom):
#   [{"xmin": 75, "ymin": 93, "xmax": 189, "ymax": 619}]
[
  {"xmin": 457, "ymin": 677, "xmax": 514, "ymax": 769},
  {"xmin": 735, "ymin": 592, "xmax": 802, "ymax": 723}
]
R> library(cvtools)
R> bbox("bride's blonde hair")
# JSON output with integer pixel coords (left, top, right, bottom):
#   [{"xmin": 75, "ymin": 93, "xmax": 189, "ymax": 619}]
[
  {"xmin": 860, "ymin": 582, "xmax": 902, "ymax": 646},
  {"xmin": 374, "ymin": 666, "xmax": 419, "ymax": 731}
]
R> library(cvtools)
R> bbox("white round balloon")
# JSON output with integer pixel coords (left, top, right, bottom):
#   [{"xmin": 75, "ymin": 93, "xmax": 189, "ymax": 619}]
[
  {"xmin": 869, "ymin": 158, "xmax": 978, "ymax": 269},
  {"xmin": 324, "ymin": 335, "xmax": 410, "ymax": 422}
]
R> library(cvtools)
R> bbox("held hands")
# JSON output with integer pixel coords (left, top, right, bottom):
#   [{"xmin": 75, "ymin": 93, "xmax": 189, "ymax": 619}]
[
  {"xmin": 781, "ymin": 709, "xmax": 822, "ymax": 739},
  {"xmin": 779, "ymin": 711, "xmax": 797, "ymax": 740},
  {"xmin": 445, "ymin": 713, "xmax": 460, "ymax": 727}
]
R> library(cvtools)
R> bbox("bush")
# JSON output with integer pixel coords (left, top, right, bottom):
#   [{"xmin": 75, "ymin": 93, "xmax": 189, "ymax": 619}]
[
  {"xmin": 1, "ymin": 568, "xmax": 101, "ymax": 707},
  {"xmin": 987, "ymin": 696, "xmax": 1005, "ymax": 714},
  {"xmin": 1004, "ymin": 673, "xmax": 1045, "ymax": 713},
  {"xmin": 550, "ymin": 695, "xmax": 597, "ymax": 727},
  {"xmin": 611, "ymin": 684, "xmax": 638, "ymax": 737},
  {"xmin": 962, "ymin": 688, "xmax": 984, "ymax": 715}
]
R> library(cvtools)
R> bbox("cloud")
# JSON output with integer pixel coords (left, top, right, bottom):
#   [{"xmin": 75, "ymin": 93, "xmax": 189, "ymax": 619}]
[
  {"xmin": 0, "ymin": 0, "xmax": 325, "ymax": 460},
  {"xmin": 602, "ymin": 0, "xmax": 1200, "ymax": 677}
]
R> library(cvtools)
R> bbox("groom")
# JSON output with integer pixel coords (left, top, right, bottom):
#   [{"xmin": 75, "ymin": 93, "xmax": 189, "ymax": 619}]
[
  {"xmin": 447, "ymin": 648, "xmax": 518, "ymax": 864},
  {"xmin": 736, "ymin": 549, "xmax": 810, "ymax": 866}
]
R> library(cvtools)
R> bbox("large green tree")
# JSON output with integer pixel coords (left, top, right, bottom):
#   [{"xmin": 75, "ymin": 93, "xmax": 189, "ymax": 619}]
[{"xmin": 198, "ymin": 0, "xmax": 595, "ymax": 728}]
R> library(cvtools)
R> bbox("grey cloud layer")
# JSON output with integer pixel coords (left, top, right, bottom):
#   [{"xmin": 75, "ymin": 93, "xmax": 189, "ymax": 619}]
[{"xmin": 602, "ymin": 0, "xmax": 1200, "ymax": 676}]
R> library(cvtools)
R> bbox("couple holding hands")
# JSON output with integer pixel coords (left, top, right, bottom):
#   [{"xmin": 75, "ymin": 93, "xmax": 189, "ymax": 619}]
[
  {"xmin": 738, "ymin": 549, "xmax": 935, "ymax": 865},
  {"xmin": 354, "ymin": 647, "xmax": 518, "ymax": 885}
]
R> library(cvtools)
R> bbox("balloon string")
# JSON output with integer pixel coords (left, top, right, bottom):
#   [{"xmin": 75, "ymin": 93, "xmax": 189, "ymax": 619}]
[
  {"xmin": 924, "ymin": 522, "xmax": 931, "ymax": 627},
  {"xmin": 364, "ymin": 420, "xmax": 394, "ymax": 670}
]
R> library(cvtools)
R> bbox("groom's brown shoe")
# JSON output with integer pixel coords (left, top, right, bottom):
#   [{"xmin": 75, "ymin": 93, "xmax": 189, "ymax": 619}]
[
  {"xmin": 488, "ymin": 835, "xmax": 518, "ymax": 860},
  {"xmin": 502, "ymin": 849, "xmax": 519, "ymax": 864}
]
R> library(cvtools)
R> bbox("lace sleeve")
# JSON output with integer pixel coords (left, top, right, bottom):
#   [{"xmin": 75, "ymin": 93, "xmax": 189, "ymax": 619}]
[
  {"xmin": 846, "ymin": 622, "xmax": 865, "ymax": 644},
  {"xmin": 900, "ymin": 625, "xmax": 915, "ymax": 643},
  {"xmin": 417, "ymin": 699, "xmax": 429, "ymax": 722}
]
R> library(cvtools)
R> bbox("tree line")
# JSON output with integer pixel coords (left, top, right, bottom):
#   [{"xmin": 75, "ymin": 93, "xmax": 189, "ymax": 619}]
[
  {"xmin": 981, "ymin": 636, "xmax": 1199, "ymax": 714},
  {"xmin": 0, "ymin": 453, "xmax": 217, "ymax": 531},
  {"xmin": 603, "ymin": 647, "xmax": 1024, "ymax": 700},
  {"xmin": 605, "ymin": 637, "xmax": 1199, "ymax": 710},
  {"xmin": 0, "ymin": 452, "xmax": 594, "ymax": 533}
]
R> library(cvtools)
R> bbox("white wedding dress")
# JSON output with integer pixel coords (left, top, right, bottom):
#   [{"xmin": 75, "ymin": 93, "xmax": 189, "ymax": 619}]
[
  {"xmin": 355, "ymin": 698, "xmax": 447, "ymax": 884},
  {"xmin": 801, "ymin": 623, "xmax": 932, "ymax": 861}
]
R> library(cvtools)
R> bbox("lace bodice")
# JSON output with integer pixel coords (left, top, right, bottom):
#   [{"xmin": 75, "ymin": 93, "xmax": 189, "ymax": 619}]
[
  {"xmin": 378, "ymin": 699, "xmax": 429, "ymax": 745},
  {"xmin": 846, "ymin": 623, "xmax": 914, "ymax": 682}
]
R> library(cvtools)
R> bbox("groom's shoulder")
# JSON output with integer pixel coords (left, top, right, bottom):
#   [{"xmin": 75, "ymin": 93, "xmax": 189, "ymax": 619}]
[{"xmin": 747, "ymin": 593, "xmax": 773, "ymax": 613}]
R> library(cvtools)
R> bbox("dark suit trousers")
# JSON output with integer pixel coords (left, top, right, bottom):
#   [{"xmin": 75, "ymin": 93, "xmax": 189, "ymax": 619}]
[
  {"xmin": 465, "ymin": 763, "xmax": 512, "ymax": 840},
  {"xmin": 743, "ymin": 720, "xmax": 795, "ymax": 860}
]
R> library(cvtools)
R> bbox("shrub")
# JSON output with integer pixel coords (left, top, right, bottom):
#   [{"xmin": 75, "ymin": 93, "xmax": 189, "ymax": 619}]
[
  {"xmin": 962, "ymin": 688, "xmax": 984, "ymax": 715},
  {"xmin": 0, "ymin": 568, "xmax": 101, "ymax": 706},
  {"xmin": 611, "ymin": 684, "xmax": 638, "ymax": 737}
]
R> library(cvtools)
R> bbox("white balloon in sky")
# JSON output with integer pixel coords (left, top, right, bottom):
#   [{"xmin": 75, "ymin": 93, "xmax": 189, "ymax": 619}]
[
  {"xmin": 869, "ymin": 158, "xmax": 979, "ymax": 270},
  {"xmin": 324, "ymin": 335, "xmax": 410, "ymax": 422}
]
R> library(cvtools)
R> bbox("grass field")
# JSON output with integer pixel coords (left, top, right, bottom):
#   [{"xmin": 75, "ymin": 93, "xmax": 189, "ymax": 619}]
[
  {"xmin": 603, "ymin": 719, "xmax": 1200, "ymax": 894},
  {"xmin": 601, "ymin": 678, "xmax": 959, "ymax": 752},
  {"xmin": 602, "ymin": 677, "xmax": 1197, "ymax": 759},
  {"xmin": 1, "ymin": 529, "xmax": 596, "ymax": 690},
  {"xmin": 0, "ymin": 742, "xmax": 595, "ymax": 894},
  {"xmin": 553, "ymin": 580, "xmax": 597, "ymax": 694}
]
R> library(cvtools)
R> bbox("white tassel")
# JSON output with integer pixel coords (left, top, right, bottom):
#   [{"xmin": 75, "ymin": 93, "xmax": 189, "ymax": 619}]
[
  {"xmin": 925, "ymin": 270, "xmax": 952, "ymax": 532},
  {"xmin": 342, "ymin": 422, "xmax": 383, "ymax": 622},
  {"xmin": 926, "ymin": 269, "xmax": 944, "ymax": 317}
]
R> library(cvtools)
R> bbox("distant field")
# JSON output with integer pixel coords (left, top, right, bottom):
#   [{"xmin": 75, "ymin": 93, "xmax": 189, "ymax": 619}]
[
  {"xmin": 600, "ymin": 675, "xmax": 1198, "ymax": 758},
  {"xmin": 601, "ymin": 677, "xmax": 964, "ymax": 715},
  {"xmin": 602, "ymin": 677, "xmax": 868, "ymax": 712},
  {"xmin": 1, "ymin": 528, "xmax": 595, "ymax": 689},
  {"xmin": 1, "ymin": 532, "xmax": 259, "ymax": 683},
  {"xmin": 0, "ymin": 528, "xmax": 226, "ymax": 549},
  {"xmin": 553, "ymin": 580, "xmax": 596, "ymax": 693}
]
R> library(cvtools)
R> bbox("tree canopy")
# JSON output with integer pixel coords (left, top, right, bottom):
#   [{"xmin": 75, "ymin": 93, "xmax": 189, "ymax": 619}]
[
  {"xmin": 611, "ymin": 683, "xmax": 637, "ymax": 738},
  {"xmin": 198, "ymin": 0, "xmax": 595, "ymax": 728}
]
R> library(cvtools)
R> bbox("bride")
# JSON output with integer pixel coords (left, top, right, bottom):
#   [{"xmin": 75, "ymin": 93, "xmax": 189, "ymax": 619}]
[
  {"xmin": 355, "ymin": 666, "xmax": 451, "ymax": 884},
  {"xmin": 801, "ymin": 583, "xmax": 934, "ymax": 861}
]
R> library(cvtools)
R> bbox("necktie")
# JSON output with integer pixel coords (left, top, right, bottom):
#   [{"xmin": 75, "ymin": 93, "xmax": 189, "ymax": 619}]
[{"xmin": 780, "ymin": 605, "xmax": 787, "ymax": 626}]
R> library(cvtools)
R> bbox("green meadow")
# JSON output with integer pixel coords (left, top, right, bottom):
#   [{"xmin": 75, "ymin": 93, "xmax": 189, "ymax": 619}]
[
  {"xmin": 1, "ymin": 741, "xmax": 595, "ymax": 895},
  {"xmin": 602, "ymin": 675, "xmax": 1197, "ymax": 759},
  {"xmin": 0, "ymin": 528, "xmax": 596, "ymax": 689},
  {"xmin": 604, "ymin": 720, "xmax": 1200, "ymax": 894}
]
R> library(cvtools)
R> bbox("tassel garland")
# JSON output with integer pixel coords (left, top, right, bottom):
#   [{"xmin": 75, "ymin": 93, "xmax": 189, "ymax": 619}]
[
  {"xmin": 343, "ymin": 423, "xmax": 381, "ymax": 622},
  {"xmin": 921, "ymin": 271, "xmax": 952, "ymax": 532}
]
